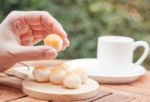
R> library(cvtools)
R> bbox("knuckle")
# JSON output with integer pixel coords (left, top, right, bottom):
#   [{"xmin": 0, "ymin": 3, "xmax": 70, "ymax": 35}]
[
  {"xmin": 42, "ymin": 11, "xmax": 49, "ymax": 14},
  {"xmin": 42, "ymin": 11, "xmax": 51, "ymax": 17},
  {"xmin": 10, "ymin": 11, "xmax": 19, "ymax": 15},
  {"xmin": 29, "ymin": 47, "xmax": 46, "ymax": 59},
  {"xmin": 6, "ymin": 48, "xmax": 18, "ymax": 63},
  {"xmin": 30, "ymin": 49, "xmax": 41, "ymax": 58}
]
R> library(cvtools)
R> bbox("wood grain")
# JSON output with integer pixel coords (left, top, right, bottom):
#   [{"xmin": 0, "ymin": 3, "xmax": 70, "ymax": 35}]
[
  {"xmin": 9, "ymin": 97, "xmax": 48, "ymax": 102},
  {"xmin": 94, "ymin": 94, "xmax": 135, "ymax": 102},
  {"xmin": 0, "ymin": 73, "xmax": 7, "ymax": 77},
  {"xmin": 0, "ymin": 60, "xmax": 148, "ymax": 102},
  {"xmin": 22, "ymin": 78, "xmax": 100, "ymax": 101},
  {"xmin": 0, "ymin": 85, "xmax": 26, "ymax": 102},
  {"xmin": 100, "ymin": 86, "xmax": 150, "ymax": 102},
  {"xmin": 129, "ymin": 71, "xmax": 150, "ymax": 88},
  {"xmin": 0, "ymin": 76, "xmax": 22, "ymax": 89},
  {"xmin": 71, "ymin": 89, "xmax": 112, "ymax": 102}
]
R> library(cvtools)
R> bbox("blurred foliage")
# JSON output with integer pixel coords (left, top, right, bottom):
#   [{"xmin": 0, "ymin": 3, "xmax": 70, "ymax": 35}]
[{"xmin": 0, "ymin": 0, "xmax": 150, "ymax": 68}]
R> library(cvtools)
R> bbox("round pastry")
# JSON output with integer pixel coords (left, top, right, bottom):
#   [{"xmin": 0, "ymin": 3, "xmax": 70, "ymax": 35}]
[
  {"xmin": 72, "ymin": 68, "xmax": 88, "ymax": 84},
  {"xmin": 49, "ymin": 69, "xmax": 66, "ymax": 85},
  {"xmin": 63, "ymin": 73, "xmax": 81, "ymax": 89},
  {"xmin": 32, "ymin": 66, "xmax": 51, "ymax": 82},
  {"xmin": 44, "ymin": 34, "xmax": 63, "ymax": 51},
  {"xmin": 51, "ymin": 63, "xmax": 71, "ymax": 73}
]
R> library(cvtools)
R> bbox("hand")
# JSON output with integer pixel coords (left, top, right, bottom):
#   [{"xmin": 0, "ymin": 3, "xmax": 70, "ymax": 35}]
[{"xmin": 0, "ymin": 11, "xmax": 69, "ymax": 72}]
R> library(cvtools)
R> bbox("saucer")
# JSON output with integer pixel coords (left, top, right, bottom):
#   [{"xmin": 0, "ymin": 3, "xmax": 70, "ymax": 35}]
[{"xmin": 65, "ymin": 58, "xmax": 146, "ymax": 83}]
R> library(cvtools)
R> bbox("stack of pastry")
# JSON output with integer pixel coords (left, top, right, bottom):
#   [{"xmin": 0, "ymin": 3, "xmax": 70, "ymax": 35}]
[
  {"xmin": 33, "ymin": 34, "xmax": 88, "ymax": 89},
  {"xmin": 32, "ymin": 63, "xmax": 88, "ymax": 89}
]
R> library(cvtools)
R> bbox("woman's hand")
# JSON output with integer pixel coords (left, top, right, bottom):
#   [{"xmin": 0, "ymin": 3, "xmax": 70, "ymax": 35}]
[{"xmin": 0, "ymin": 11, "xmax": 69, "ymax": 72}]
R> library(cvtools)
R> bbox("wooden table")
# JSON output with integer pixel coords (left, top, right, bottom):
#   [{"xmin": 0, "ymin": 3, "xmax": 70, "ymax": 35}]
[{"xmin": 0, "ymin": 60, "xmax": 150, "ymax": 102}]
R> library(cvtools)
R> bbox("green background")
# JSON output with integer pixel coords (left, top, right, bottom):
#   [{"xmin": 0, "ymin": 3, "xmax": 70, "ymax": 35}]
[{"xmin": 0, "ymin": 0, "xmax": 150, "ymax": 69}]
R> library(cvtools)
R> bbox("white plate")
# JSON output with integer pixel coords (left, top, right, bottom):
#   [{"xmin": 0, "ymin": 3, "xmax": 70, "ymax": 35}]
[
  {"xmin": 13, "ymin": 66, "xmax": 34, "ymax": 79},
  {"xmin": 65, "ymin": 58, "xmax": 146, "ymax": 83}
]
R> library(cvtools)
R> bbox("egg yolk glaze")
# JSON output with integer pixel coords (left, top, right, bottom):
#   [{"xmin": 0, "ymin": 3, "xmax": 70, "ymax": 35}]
[
  {"xmin": 35, "ymin": 66, "xmax": 48, "ymax": 70},
  {"xmin": 44, "ymin": 34, "xmax": 63, "ymax": 51}
]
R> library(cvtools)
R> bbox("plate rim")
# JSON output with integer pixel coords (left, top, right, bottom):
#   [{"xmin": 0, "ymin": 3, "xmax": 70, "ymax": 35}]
[{"xmin": 65, "ymin": 58, "xmax": 146, "ymax": 78}]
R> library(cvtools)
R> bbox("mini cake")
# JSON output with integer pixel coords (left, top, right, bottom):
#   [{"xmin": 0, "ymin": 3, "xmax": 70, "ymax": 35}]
[
  {"xmin": 32, "ymin": 64, "xmax": 88, "ymax": 89},
  {"xmin": 44, "ymin": 34, "xmax": 63, "ymax": 51},
  {"xmin": 63, "ymin": 73, "xmax": 81, "ymax": 89},
  {"xmin": 49, "ymin": 69, "xmax": 66, "ymax": 85},
  {"xmin": 51, "ymin": 63, "xmax": 71, "ymax": 73},
  {"xmin": 33, "ymin": 66, "xmax": 51, "ymax": 82},
  {"xmin": 72, "ymin": 68, "xmax": 88, "ymax": 84}
]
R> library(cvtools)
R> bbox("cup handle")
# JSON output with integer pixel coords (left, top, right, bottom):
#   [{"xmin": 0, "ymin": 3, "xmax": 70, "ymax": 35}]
[{"xmin": 132, "ymin": 41, "xmax": 149, "ymax": 65}]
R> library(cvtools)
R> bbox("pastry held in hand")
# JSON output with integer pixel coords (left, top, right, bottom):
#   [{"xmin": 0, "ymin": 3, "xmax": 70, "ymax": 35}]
[
  {"xmin": 49, "ymin": 69, "xmax": 66, "ymax": 85},
  {"xmin": 33, "ymin": 66, "xmax": 51, "ymax": 82},
  {"xmin": 44, "ymin": 34, "xmax": 63, "ymax": 51},
  {"xmin": 63, "ymin": 73, "xmax": 81, "ymax": 89},
  {"xmin": 72, "ymin": 68, "xmax": 88, "ymax": 84}
]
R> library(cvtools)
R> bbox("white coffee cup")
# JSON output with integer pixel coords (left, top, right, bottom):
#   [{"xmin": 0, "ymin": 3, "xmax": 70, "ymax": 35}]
[{"xmin": 97, "ymin": 36, "xmax": 149, "ymax": 70}]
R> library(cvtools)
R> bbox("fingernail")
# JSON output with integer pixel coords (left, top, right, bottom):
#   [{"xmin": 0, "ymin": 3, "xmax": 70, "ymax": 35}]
[
  {"xmin": 61, "ymin": 47, "xmax": 66, "ymax": 51},
  {"xmin": 63, "ymin": 31, "xmax": 68, "ymax": 37},
  {"xmin": 63, "ymin": 38, "xmax": 69, "ymax": 47},
  {"xmin": 45, "ymin": 49, "xmax": 57, "ymax": 59}
]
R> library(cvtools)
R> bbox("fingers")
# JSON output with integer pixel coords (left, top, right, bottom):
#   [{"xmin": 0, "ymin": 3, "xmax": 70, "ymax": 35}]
[
  {"xmin": 24, "ymin": 11, "xmax": 70, "ymax": 48},
  {"xmin": 6, "ymin": 11, "xmax": 70, "ymax": 49},
  {"xmin": 24, "ymin": 11, "xmax": 66, "ymax": 38},
  {"xmin": 20, "ymin": 29, "xmax": 33, "ymax": 46},
  {"xmin": 24, "ymin": 11, "xmax": 42, "ymax": 25},
  {"xmin": 15, "ymin": 17, "xmax": 29, "ymax": 36},
  {"xmin": 32, "ymin": 30, "xmax": 46, "ymax": 39},
  {"xmin": 32, "ymin": 30, "xmax": 46, "ymax": 44},
  {"xmin": 63, "ymin": 38, "xmax": 70, "ymax": 50},
  {"xmin": 41, "ymin": 12, "xmax": 70, "ymax": 48},
  {"xmin": 23, "ymin": 11, "xmax": 70, "ymax": 48},
  {"xmin": 30, "ymin": 25, "xmax": 43, "ymax": 31},
  {"xmin": 41, "ymin": 12, "xmax": 67, "ymax": 37},
  {"xmin": 14, "ymin": 46, "xmax": 57, "ymax": 61}
]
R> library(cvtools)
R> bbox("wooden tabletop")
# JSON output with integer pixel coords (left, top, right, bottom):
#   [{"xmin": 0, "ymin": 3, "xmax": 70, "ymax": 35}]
[{"xmin": 0, "ymin": 60, "xmax": 150, "ymax": 102}]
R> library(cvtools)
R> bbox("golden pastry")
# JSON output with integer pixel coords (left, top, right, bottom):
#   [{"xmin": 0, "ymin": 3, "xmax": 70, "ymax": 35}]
[
  {"xmin": 72, "ymin": 68, "xmax": 88, "ymax": 84},
  {"xmin": 33, "ymin": 66, "xmax": 51, "ymax": 82},
  {"xmin": 51, "ymin": 63, "xmax": 71, "ymax": 73},
  {"xmin": 44, "ymin": 34, "xmax": 63, "ymax": 51},
  {"xmin": 49, "ymin": 69, "xmax": 66, "ymax": 85},
  {"xmin": 63, "ymin": 73, "xmax": 81, "ymax": 89}
]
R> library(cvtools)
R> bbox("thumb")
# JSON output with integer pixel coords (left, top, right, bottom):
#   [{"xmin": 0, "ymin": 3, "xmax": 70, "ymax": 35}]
[{"xmin": 14, "ymin": 46, "xmax": 57, "ymax": 61}]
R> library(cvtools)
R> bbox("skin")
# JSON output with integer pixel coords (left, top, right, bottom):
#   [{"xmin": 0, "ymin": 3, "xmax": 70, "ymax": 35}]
[{"xmin": 0, "ymin": 11, "xmax": 69, "ymax": 72}]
